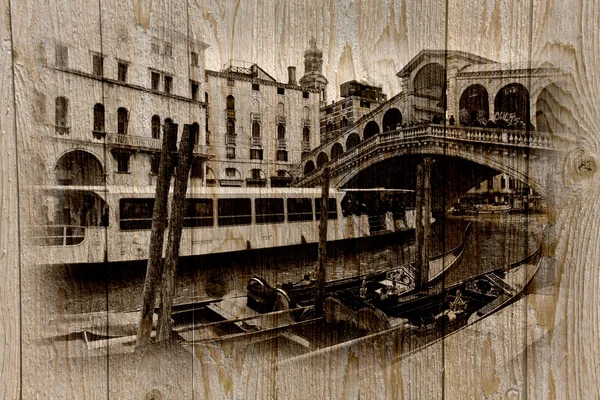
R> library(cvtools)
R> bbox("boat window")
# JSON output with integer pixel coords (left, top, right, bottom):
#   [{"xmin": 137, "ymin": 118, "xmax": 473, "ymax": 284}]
[
  {"xmin": 120, "ymin": 198, "xmax": 154, "ymax": 230},
  {"xmin": 287, "ymin": 198, "xmax": 313, "ymax": 221},
  {"xmin": 218, "ymin": 198, "xmax": 251, "ymax": 226},
  {"xmin": 314, "ymin": 198, "xmax": 338, "ymax": 220},
  {"xmin": 184, "ymin": 199, "xmax": 213, "ymax": 227},
  {"xmin": 255, "ymin": 198, "xmax": 284, "ymax": 224}
]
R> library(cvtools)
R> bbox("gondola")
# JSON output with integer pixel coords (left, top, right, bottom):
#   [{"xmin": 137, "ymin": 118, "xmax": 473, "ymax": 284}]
[
  {"xmin": 246, "ymin": 223, "xmax": 472, "ymax": 315},
  {"xmin": 325, "ymin": 243, "xmax": 542, "ymax": 336}
]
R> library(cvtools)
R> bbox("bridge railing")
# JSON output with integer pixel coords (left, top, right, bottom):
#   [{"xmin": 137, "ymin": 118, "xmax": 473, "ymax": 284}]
[{"xmin": 300, "ymin": 124, "xmax": 555, "ymax": 183}]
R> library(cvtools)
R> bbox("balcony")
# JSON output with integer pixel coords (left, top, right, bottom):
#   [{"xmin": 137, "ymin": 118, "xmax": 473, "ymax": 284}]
[
  {"xmin": 302, "ymin": 140, "xmax": 311, "ymax": 152},
  {"xmin": 226, "ymin": 109, "xmax": 236, "ymax": 119},
  {"xmin": 251, "ymin": 112, "xmax": 261, "ymax": 121},
  {"xmin": 55, "ymin": 125, "xmax": 71, "ymax": 135},
  {"xmin": 106, "ymin": 133, "xmax": 161, "ymax": 151},
  {"xmin": 92, "ymin": 130, "xmax": 106, "ymax": 140},
  {"xmin": 276, "ymin": 115, "xmax": 286, "ymax": 125},
  {"xmin": 251, "ymin": 136, "xmax": 262, "ymax": 147},
  {"xmin": 226, "ymin": 134, "xmax": 237, "ymax": 145},
  {"xmin": 277, "ymin": 138, "xmax": 287, "ymax": 149}
]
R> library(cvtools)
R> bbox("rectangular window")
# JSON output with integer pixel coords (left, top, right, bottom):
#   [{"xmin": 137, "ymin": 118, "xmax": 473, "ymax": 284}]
[
  {"xmin": 164, "ymin": 42, "xmax": 173, "ymax": 57},
  {"xmin": 227, "ymin": 78, "xmax": 235, "ymax": 87},
  {"xmin": 314, "ymin": 198, "xmax": 338, "ymax": 220},
  {"xmin": 117, "ymin": 62, "xmax": 128, "ymax": 82},
  {"xmin": 250, "ymin": 149, "xmax": 263, "ymax": 160},
  {"xmin": 92, "ymin": 53, "xmax": 104, "ymax": 77},
  {"xmin": 191, "ymin": 51, "xmax": 199, "ymax": 66},
  {"xmin": 151, "ymin": 71, "xmax": 161, "ymax": 90},
  {"xmin": 226, "ymin": 146, "xmax": 236, "ymax": 159},
  {"xmin": 255, "ymin": 198, "xmax": 284, "ymax": 224},
  {"xmin": 276, "ymin": 150, "xmax": 288, "ymax": 162},
  {"xmin": 218, "ymin": 198, "xmax": 251, "ymax": 226},
  {"xmin": 151, "ymin": 41, "xmax": 160, "ymax": 54},
  {"xmin": 252, "ymin": 83, "xmax": 260, "ymax": 91},
  {"xmin": 184, "ymin": 199, "xmax": 214, "ymax": 227},
  {"xmin": 277, "ymin": 87, "xmax": 285, "ymax": 95},
  {"xmin": 164, "ymin": 75, "xmax": 173, "ymax": 94},
  {"xmin": 119, "ymin": 198, "xmax": 154, "ymax": 230},
  {"xmin": 303, "ymin": 91, "xmax": 309, "ymax": 99},
  {"xmin": 116, "ymin": 153, "xmax": 130, "ymax": 172},
  {"xmin": 287, "ymin": 198, "xmax": 313, "ymax": 222},
  {"xmin": 56, "ymin": 44, "xmax": 68, "ymax": 67},
  {"xmin": 150, "ymin": 154, "xmax": 160, "ymax": 174},
  {"xmin": 190, "ymin": 81, "xmax": 199, "ymax": 100}
]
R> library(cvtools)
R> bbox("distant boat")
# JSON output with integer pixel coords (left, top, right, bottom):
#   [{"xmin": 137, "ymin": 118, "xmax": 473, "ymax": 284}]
[{"xmin": 464, "ymin": 203, "xmax": 511, "ymax": 214}]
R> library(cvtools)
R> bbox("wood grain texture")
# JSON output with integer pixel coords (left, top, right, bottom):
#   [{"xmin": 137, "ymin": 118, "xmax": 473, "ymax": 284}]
[
  {"xmin": 4, "ymin": 0, "xmax": 600, "ymax": 399},
  {"xmin": 1, "ymin": 0, "xmax": 21, "ymax": 398}
]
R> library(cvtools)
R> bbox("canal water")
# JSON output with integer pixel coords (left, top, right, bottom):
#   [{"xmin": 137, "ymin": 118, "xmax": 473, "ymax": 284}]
[{"xmin": 38, "ymin": 213, "xmax": 548, "ymax": 316}]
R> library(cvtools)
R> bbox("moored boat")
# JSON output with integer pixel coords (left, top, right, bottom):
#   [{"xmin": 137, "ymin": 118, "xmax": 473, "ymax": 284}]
[{"xmin": 246, "ymin": 223, "xmax": 472, "ymax": 315}]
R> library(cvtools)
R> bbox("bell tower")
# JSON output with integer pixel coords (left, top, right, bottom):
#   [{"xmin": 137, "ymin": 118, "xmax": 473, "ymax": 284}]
[{"xmin": 299, "ymin": 37, "xmax": 328, "ymax": 106}]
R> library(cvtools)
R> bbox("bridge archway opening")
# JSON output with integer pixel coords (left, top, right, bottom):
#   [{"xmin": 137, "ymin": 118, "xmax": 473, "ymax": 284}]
[
  {"xmin": 330, "ymin": 143, "xmax": 344, "ymax": 160},
  {"xmin": 535, "ymin": 83, "xmax": 572, "ymax": 134},
  {"xmin": 338, "ymin": 155, "xmax": 544, "ymax": 214},
  {"xmin": 55, "ymin": 150, "xmax": 105, "ymax": 186},
  {"xmin": 494, "ymin": 83, "xmax": 530, "ymax": 128},
  {"xmin": 317, "ymin": 152, "xmax": 329, "ymax": 167},
  {"xmin": 459, "ymin": 84, "xmax": 489, "ymax": 125},
  {"xmin": 413, "ymin": 63, "xmax": 446, "ymax": 105},
  {"xmin": 304, "ymin": 160, "xmax": 315, "ymax": 175},
  {"xmin": 363, "ymin": 121, "xmax": 380, "ymax": 140},
  {"xmin": 382, "ymin": 108, "xmax": 402, "ymax": 131},
  {"xmin": 346, "ymin": 133, "xmax": 361, "ymax": 150}
]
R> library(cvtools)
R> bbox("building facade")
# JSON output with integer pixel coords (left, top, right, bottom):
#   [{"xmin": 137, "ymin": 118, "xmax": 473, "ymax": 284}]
[{"xmin": 204, "ymin": 52, "xmax": 322, "ymax": 188}]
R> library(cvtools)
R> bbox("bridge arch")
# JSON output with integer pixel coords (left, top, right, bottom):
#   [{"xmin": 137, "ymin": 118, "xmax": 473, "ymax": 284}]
[
  {"xmin": 363, "ymin": 121, "xmax": 380, "ymax": 140},
  {"xmin": 330, "ymin": 142, "xmax": 344, "ymax": 160},
  {"xmin": 459, "ymin": 84, "xmax": 489, "ymax": 125},
  {"xmin": 494, "ymin": 83, "xmax": 530, "ymax": 127},
  {"xmin": 335, "ymin": 146, "xmax": 549, "ymax": 200},
  {"xmin": 346, "ymin": 133, "xmax": 361, "ymax": 150},
  {"xmin": 413, "ymin": 62, "xmax": 446, "ymax": 102},
  {"xmin": 316, "ymin": 152, "xmax": 329, "ymax": 167},
  {"xmin": 382, "ymin": 108, "xmax": 402, "ymax": 131},
  {"xmin": 304, "ymin": 160, "xmax": 315, "ymax": 175}
]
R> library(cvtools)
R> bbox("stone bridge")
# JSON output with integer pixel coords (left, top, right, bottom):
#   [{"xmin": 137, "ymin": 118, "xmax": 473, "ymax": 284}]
[{"xmin": 295, "ymin": 124, "xmax": 567, "ymax": 212}]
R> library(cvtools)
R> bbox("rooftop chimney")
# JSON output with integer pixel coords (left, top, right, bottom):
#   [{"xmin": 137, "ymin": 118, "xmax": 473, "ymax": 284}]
[{"xmin": 288, "ymin": 66, "xmax": 296, "ymax": 85}]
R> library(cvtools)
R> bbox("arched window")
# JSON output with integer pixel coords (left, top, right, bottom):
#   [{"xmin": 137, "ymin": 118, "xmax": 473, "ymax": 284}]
[
  {"xmin": 303, "ymin": 127, "xmax": 310, "ymax": 142},
  {"xmin": 494, "ymin": 83, "xmax": 530, "ymax": 127},
  {"xmin": 252, "ymin": 121, "xmax": 260, "ymax": 138},
  {"xmin": 252, "ymin": 99, "xmax": 260, "ymax": 113},
  {"xmin": 151, "ymin": 115, "xmax": 161, "ymax": 139},
  {"xmin": 278, "ymin": 124, "xmax": 286, "ymax": 140},
  {"xmin": 226, "ymin": 95, "xmax": 235, "ymax": 110},
  {"xmin": 191, "ymin": 122, "xmax": 200, "ymax": 145},
  {"xmin": 277, "ymin": 102, "xmax": 285, "ymax": 116},
  {"xmin": 326, "ymin": 121, "xmax": 333, "ymax": 135},
  {"xmin": 55, "ymin": 96, "xmax": 69, "ymax": 134},
  {"xmin": 303, "ymin": 106, "xmax": 310, "ymax": 120},
  {"xmin": 340, "ymin": 117, "xmax": 348, "ymax": 129},
  {"xmin": 93, "ymin": 103, "xmax": 105, "ymax": 133},
  {"xmin": 117, "ymin": 107, "xmax": 129, "ymax": 135},
  {"xmin": 459, "ymin": 84, "xmax": 489, "ymax": 125}
]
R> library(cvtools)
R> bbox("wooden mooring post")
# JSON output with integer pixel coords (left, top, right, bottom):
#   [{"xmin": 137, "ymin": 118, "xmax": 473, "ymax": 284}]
[
  {"xmin": 136, "ymin": 122, "xmax": 178, "ymax": 347},
  {"xmin": 414, "ymin": 157, "xmax": 432, "ymax": 291},
  {"xmin": 315, "ymin": 167, "xmax": 330, "ymax": 317}
]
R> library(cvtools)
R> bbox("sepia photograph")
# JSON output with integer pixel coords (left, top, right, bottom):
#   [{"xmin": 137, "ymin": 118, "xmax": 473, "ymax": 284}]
[{"xmin": 1, "ymin": 0, "xmax": 599, "ymax": 398}]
